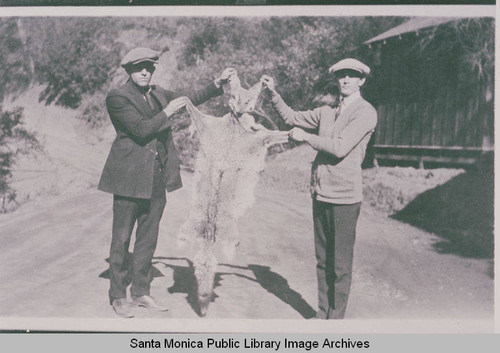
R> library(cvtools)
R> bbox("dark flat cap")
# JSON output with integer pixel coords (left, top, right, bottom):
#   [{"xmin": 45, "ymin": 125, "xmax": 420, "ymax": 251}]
[
  {"xmin": 121, "ymin": 47, "xmax": 160, "ymax": 67},
  {"xmin": 329, "ymin": 58, "xmax": 371, "ymax": 76}
]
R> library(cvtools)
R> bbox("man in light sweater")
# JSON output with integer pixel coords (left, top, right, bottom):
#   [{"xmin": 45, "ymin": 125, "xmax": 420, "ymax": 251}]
[{"xmin": 261, "ymin": 58, "xmax": 377, "ymax": 319}]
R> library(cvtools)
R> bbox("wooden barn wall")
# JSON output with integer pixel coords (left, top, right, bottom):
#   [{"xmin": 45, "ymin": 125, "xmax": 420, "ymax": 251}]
[{"xmin": 370, "ymin": 37, "xmax": 493, "ymax": 151}]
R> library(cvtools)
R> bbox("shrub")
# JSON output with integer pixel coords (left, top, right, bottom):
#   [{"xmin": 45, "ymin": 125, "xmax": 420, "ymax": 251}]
[
  {"xmin": 77, "ymin": 92, "xmax": 110, "ymax": 129},
  {"xmin": 0, "ymin": 107, "xmax": 41, "ymax": 213}
]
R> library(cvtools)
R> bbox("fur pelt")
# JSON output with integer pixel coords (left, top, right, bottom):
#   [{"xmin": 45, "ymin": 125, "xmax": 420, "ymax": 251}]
[{"xmin": 178, "ymin": 75, "xmax": 288, "ymax": 316}]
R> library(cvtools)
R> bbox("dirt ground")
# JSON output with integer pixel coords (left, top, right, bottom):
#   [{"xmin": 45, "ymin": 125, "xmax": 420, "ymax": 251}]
[{"xmin": 0, "ymin": 91, "xmax": 495, "ymax": 333}]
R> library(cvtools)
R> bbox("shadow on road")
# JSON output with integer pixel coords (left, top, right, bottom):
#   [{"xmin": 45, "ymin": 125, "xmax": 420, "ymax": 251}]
[
  {"xmin": 221, "ymin": 263, "xmax": 316, "ymax": 319},
  {"xmin": 153, "ymin": 256, "xmax": 212, "ymax": 316},
  {"xmin": 145, "ymin": 257, "xmax": 315, "ymax": 318},
  {"xmin": 99, "ymin": 256, "xmax": 315, "ymax": 318},
  {"xmin": 391, "ymin": 169, "xmax": 494, "ymax": 261}
]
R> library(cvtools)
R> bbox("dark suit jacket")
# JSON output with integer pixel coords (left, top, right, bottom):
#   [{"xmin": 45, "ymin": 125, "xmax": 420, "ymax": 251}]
[{"xmin": 98, "ymin": 79, "xmax": 222, "ymax": 199}]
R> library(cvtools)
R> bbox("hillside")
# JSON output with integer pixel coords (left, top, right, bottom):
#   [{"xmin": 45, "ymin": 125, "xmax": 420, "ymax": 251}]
[{"xmin": 2, "ymin": 86, "xmax": 114, "ymax": 212}]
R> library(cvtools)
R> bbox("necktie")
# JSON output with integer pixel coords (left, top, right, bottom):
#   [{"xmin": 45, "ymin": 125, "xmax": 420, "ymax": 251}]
[
  {"xmin": 144, "ymin": 90, "xmax": 164, "ymax": 162},
  {"xmin": 144, "ymin": 91, "xmax": 156, "ymax": 112},
  {"xmin": 335, "ymin": 98, "xmax": 344, "ymax": 121}
]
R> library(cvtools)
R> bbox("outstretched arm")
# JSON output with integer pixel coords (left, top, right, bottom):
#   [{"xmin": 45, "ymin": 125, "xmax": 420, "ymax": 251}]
[
  {"xmin": 261, "ymin": 75, "xmax": 320, "ymax": 130},
  {"xmin": 289, "ymin": 108, "xmax": 377, "ymax": 158},
  {"xmin": 106, "ymin": 94, "xmax": 189, "ymax": 139},
  {"xmin": 171, "ymin": 68, "xmax": 237, "ymax": 106}
]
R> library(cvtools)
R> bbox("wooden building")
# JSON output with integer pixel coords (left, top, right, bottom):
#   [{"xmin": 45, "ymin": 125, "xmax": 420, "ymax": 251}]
[{"xmin": 364, "ymin": 17, "xmax": 494, "ymax": 167}]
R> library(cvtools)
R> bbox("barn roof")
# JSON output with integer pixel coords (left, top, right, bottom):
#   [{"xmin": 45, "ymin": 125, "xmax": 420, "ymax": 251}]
[{"xmin": 365, "ymin": 17, "xmax": 457, "ymax": 44}]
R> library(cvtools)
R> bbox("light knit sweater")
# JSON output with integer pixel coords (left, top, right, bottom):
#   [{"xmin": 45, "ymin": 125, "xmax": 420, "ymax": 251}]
[{"xmin": 272, "ymin": 92, "xmax": 377, "ymax": 204}]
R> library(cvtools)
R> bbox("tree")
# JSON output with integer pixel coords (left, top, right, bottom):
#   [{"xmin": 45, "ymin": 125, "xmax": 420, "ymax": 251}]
[
  {"xmin": 22, "ymin": 18, "xmax": 123, "ymax": 108},
  {"xmin": 0, "ymin": 18, "xmax": 32, "ymax": 103}
]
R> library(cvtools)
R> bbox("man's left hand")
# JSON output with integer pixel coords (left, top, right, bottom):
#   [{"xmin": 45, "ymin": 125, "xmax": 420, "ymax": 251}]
[
  {"xmin": 214, "ymin": 68, "xmax": 237, "ymax": 88},
  {"xmin": 289, "ymin": 127, "xmax": 310, "ymax": 142}
]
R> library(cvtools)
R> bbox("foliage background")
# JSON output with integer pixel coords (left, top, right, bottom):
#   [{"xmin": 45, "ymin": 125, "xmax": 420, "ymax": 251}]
[{"xmin": 0, "ymin": 15, "xmax": 495, "ymax": 203}]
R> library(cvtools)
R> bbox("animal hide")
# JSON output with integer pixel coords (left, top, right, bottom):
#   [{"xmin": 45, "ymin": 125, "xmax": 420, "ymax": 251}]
[{"xmin": 178, "ymin": 75, "xmax": 288, "ymax": 316}]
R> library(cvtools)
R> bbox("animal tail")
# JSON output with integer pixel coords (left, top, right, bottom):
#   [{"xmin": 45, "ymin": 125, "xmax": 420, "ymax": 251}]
[{"xmin": 193, "ymin": 241, "xmax": 218, "ymax": 317}]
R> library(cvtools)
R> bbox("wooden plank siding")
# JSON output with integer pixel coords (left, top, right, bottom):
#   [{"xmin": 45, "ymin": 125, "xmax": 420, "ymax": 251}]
[{"xmin": 368, "ymin": 33, "xmax": 493, "ymax": 166}]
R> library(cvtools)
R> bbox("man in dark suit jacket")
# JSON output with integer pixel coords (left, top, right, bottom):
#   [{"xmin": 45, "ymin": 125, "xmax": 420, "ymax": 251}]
[{"xmin": 98, "ymin": 47, "xmax": 235, "ymax": 317}]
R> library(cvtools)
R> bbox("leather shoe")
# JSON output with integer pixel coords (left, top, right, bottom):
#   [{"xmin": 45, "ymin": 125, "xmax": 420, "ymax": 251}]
[
  {"xmin": 131, "ymin": 295, "xmax": 168, "ymax": 311},
  {"xmin": 112, "ymin": 298, "xmax": 134, "ymax": 318}
]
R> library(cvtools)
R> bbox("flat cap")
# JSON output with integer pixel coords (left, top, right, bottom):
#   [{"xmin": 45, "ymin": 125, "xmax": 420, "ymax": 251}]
[
  {"xmin": 328, "ymin": 58, "xmax": 371, "ymax": 76},
  {"xmin": 121, "ymin": 47, "xmax": 159, "ymax": 67}
]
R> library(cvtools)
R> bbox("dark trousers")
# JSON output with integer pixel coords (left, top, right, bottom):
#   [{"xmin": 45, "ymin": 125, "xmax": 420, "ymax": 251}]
[
  {"xmin": 313, "ymin": 199, "xmax": 361, "ymax": 319},
  {"xmin": 108, "ymin": 159, "xmax": 166, "ymax": 304}
]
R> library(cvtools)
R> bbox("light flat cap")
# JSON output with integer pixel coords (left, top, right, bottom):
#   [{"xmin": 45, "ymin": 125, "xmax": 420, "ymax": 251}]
[
  {"xmin": 329, "ymin": 58, "xmax": 371, "ymax": 76},
  {"xmin": 121, "ymin": 47, "xmax": 159, "ymax": 67}
]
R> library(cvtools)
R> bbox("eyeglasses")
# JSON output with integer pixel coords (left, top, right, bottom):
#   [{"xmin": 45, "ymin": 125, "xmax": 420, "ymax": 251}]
[{"xmin": 128, "ymin": 62, "xmax": 156, "ymax": 73}]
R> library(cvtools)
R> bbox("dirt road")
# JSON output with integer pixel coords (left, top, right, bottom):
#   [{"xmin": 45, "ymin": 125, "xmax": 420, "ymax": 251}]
[
  {"xmin": 0, "ymin": 168, "xmax": 494, "ymax": 331},
  {"xmin": 0, "ymin": 92, "xmax": 494, "ymax": 332}
]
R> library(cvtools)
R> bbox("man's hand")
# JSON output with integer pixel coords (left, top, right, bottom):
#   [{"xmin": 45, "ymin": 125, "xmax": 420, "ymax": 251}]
[
  {"xmin": 260, "ymin": 75, "xmax": 276, "ymax": 94},
  {"xmin": 214, "ymin": 67, "xmax": 237, "ymax": 88},
  {"xmin": 288, "ymin": 127, "xmax": 310, "ymax": 142},
  {"xmin": 163, "ymin": 96, "xmax": 190, "ymax": 117}
]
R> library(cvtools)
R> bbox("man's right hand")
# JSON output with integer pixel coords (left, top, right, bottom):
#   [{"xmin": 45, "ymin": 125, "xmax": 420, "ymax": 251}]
[
  {"xmin": 261, "ymin": 75, "xmax": 276, "ymax": 94},
  {"xmin": 163, "ymin": 96, "xmax": 190, "ymax": 117}
]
